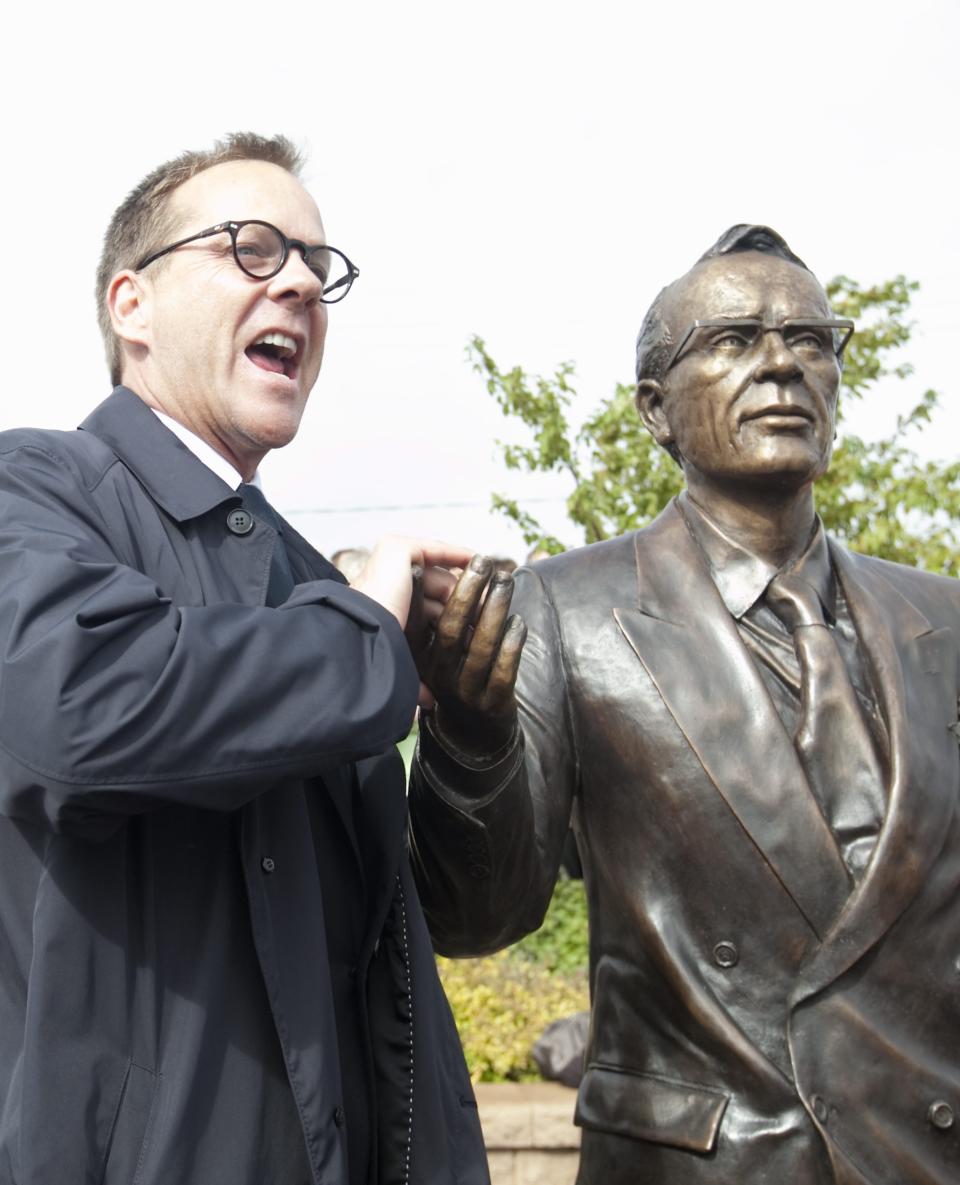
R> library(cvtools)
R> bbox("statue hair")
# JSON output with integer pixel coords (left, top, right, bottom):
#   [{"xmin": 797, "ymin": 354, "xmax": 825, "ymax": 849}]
[{"xmin": 634, "ymin": 224, "xmax": 811, "ymax": 387}]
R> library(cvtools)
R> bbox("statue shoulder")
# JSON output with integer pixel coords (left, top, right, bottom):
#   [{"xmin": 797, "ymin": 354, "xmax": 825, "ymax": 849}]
[{"xmin": 831, "ymin": 535, "xmax": 960, "ymax": 619}]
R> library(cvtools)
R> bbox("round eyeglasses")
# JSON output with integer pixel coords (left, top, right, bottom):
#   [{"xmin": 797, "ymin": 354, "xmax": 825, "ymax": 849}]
[{"xmin": 135, "ymin": 220, "xmax": 359, "ymax": 303}]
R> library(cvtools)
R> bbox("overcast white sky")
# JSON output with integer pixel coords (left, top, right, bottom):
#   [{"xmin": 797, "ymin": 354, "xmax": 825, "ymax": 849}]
[{"xmin": 4, "ymin": 0, "xmax": 957, "ymax": 560}]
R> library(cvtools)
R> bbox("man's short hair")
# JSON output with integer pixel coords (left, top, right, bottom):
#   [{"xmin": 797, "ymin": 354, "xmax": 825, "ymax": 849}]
[
  {"xmin": 96, "ymin": 132, "xmax": 304, "ymax": 385},
  {"xmin": 634, "ymin": 224, "xmax": 812, "ymax": 387}
]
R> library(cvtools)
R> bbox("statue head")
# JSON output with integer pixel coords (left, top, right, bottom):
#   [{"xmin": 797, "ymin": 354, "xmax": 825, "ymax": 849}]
[{"xmin": 634, "ymin": 226, "xmax": 851, "ymax": 495}]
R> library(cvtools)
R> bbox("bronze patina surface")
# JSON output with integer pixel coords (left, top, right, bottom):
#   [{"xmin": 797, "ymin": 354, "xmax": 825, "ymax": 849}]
[{"xmin": 411, "ymin": 227, "xmax": 960, "ymax": 1184}]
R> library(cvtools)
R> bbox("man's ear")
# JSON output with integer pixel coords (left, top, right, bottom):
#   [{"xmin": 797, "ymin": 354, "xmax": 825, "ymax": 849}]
[
  {"xmin": 107, "ymin": 270, "xmax": 151, "ymax": 351},
  {"xmin": 635, "ymin": 379, "xmax": 674, "ymax": 450}
]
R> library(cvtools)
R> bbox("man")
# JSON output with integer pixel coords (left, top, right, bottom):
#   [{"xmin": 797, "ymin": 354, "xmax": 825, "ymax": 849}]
[
  {"xmin": 409, "ymin": 226, "xmax": 960, "ymax": 1183},
  {"xmin": 0, "ymin": 133, "xmax": 488, "ymax": 1185}
]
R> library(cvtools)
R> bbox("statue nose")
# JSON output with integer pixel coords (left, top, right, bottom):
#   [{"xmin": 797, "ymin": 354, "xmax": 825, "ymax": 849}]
[{"xmin": 753, "ymin": 330, "xmax": 803, "ymax": 383}]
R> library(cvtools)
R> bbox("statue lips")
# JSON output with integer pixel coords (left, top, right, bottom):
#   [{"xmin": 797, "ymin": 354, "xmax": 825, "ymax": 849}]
[{"xmin": 739, "ymin": 402, "xmax": 816, "ymax": 431}]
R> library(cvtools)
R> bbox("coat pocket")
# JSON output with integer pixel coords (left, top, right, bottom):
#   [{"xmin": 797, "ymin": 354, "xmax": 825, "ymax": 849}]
[
  {"xmin": 574, "ymin": 1062, "xmax": 729, "ymax": 1153},
  {"xmin": 100, "ymin": 1061, "xmax": 160, "ymax": 1185}
]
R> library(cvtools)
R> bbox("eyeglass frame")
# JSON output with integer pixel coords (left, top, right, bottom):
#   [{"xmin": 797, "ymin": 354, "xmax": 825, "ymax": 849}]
[
  {"xmin": 134, "ymin": 219, "xmax": 359, "ymax": 303},
  {"xmin": 662, "ymin": 317, "xmax": 855, "ymax": 375}
]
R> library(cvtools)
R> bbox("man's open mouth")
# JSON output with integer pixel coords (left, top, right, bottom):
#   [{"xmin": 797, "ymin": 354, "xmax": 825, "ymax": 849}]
[{"xmin": 245, "ymin": 331, "xmax": 299, "ymax": 379}]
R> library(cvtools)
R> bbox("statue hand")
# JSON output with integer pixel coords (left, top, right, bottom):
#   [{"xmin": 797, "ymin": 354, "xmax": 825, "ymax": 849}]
[{"xmin": 421, "ymin": 556, "xmax": 526, "ymax": 757}]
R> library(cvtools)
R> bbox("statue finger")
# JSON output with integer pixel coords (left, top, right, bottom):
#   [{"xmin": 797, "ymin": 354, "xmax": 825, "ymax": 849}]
[
  {"xmin": 431, "ymin": 556, "xmax": 493, "ymax": 681},
  {"xmin": 482, "ymin": 615, "xmax": 527, "ymax": 712},
  {"xmin": 457, "ymin": 573, "xmax": 515, "ymax": 702}
]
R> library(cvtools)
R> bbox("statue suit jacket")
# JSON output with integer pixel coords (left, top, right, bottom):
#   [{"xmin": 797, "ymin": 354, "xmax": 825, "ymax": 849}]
[{"xmin": 410, "ymin": 498, "xmax": 960, "ymax": 1184}]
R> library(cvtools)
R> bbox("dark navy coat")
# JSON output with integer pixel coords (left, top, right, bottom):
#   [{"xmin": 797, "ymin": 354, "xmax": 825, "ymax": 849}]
[{"xmin": 0, "ymin": 388, "xmax": 487, "ymax": 1185}]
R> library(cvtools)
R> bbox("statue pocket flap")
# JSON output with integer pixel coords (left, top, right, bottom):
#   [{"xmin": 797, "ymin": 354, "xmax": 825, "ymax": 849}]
[{"xmin": 574, "ymin": 1063, "xmax": 729, "ymax": 1153}]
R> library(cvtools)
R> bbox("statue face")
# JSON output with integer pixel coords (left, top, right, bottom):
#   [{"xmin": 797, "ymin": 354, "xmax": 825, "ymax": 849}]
[{"xmin": 650, "ymin": 252, "xmax": 841, "ymax": 492}]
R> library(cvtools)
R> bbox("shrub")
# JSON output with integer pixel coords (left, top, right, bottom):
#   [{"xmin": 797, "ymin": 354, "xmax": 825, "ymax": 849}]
[
  {"xmin": 437, "ymin": 875, "xmax": 590, "ymax": 1082},
  {"xmin": 510, "ymin": 875, "xmax": 588, "ymax": 975},
  {"xmin": 437, "ymin": 949, "xmax": 588, "ymax": 1082}
]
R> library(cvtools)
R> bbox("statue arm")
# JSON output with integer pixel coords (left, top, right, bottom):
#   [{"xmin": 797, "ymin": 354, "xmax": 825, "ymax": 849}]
[{"xmin": 408, "ymin": 564, "xmax": 577, "ymax": 956}]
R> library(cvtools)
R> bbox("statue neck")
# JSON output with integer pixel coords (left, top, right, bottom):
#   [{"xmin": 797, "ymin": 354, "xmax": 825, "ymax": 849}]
[{"xmin": 683, "ymin": 475, "xmax": 817, "ymax": 571}]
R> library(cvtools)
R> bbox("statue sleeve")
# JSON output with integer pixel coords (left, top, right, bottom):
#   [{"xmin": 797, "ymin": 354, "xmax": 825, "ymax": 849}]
[{"xmin": 408, "ymin": 565, "xmax": 577, "ymax": 955}]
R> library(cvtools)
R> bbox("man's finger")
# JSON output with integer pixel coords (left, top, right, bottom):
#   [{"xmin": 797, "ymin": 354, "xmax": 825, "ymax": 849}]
[
  {"xmin": 421, "ymin": 565, "xmax": 458, "ymax": 604},
  {"xmin": 408, "ymin": 539, "xmax": 476, "ymax": 572},
  {"xmin": 404, "ymin": 566, "xmax": 432, "ymax": 675},
  {"xmin": 421, "ymin": 599, "xmax": 445, "ymax": 625}
]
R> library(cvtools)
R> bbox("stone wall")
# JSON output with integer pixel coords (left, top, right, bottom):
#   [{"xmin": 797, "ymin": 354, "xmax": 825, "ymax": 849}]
[{"xmin": 475, "ymin": 1082, "xmax": 580, "ymax": 1185}]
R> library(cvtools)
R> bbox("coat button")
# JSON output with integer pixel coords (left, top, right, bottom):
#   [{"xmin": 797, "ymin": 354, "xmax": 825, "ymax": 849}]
[
  {"xmin": 928, "ymin": 1100, "xmax": 954, "ymax": 1130},
  {"xmin": 226, "ymin": 508, "xmax": 254, "ymax": 535},
  {"xmin": 811, "ymin": 1095, "xmax": 829, "ymax": 1123},
  {"xmin": 260, "ymin": 856, "xmax": 276, "ymax": 874},
  {"xmin": 333, "ymin": 1105, "xmax": 346, "ymax": 1127},
  {"xmin": 713, "ymin": 941, "xmax": 739, "ymax": 968}
]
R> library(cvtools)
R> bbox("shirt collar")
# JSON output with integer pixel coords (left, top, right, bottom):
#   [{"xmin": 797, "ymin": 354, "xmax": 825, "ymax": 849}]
[
  {"xmin": 678, "ymin": 490, "xmax": 835, "ymax": 621},
  {"xmin": 150, "ymin": 409, "xmax": 261, "ymax": 492}
]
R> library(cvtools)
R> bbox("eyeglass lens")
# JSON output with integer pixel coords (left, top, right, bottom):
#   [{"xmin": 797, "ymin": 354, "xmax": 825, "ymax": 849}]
[
  {"xmin": 233, "ymin": 223, "xmax": 349, "ymax": 298},
  {"xmin": 705, "ymin": 321, "xmax": 838, "ymax": 352}
]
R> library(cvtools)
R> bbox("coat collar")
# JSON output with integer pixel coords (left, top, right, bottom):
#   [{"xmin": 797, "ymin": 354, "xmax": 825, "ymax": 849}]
[
  {"xmin": 80, "ymin": 387, "xmax": 239, "ymax": 522},
  {"xmin": 81, "ymin": 386, "xmax": 346, "ymax": 588},
  {"xmin": 614, "ymin": 500, "xmax": 851, "ymax": 939}
]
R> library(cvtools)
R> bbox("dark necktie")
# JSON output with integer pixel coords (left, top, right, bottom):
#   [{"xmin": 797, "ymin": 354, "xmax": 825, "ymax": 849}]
[
  {"xmin": 236, "ymin": 484, "xmax": 295, "ymax": 606},
  {"xmin": 766, "ymin": 573, "xmax": 885, "ymax": 876}
]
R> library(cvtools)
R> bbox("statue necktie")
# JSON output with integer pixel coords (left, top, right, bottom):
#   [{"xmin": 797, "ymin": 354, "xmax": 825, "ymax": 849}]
[
  {"xmin": 237, "ymin": 484, "xmax": 295, "ymax": 606},
  {"xmin": 766, "ymin": 572, "xmax": 885, "ymax": 876}
]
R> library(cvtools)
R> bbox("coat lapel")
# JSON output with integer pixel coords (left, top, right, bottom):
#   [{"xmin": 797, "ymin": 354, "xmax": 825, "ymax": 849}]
[
  {"xmin": 614, "ymin": 502, "xmax": 850, "ymax": 939},
  {"xmin": 793, "ymin": 544, "xmax": 959, "ymax": 1001}
]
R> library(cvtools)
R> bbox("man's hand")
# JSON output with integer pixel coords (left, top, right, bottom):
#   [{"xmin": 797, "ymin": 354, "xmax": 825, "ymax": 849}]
[
  {"xmin": 351, "ymin": 536, "xmax": 475, "ymax": 708},
  {"xmin": 351, "ymin": 536, "xmax": 473, "ymax": 628},
  {"xmin": 421, "ymin": 555, "xmax": 527, "ymax": 757}
]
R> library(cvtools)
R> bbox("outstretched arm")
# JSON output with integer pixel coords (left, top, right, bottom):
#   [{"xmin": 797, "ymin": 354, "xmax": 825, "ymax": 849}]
[{"xmin": 409, "ymin": 561, "xmax": 576, "ymax": 955}]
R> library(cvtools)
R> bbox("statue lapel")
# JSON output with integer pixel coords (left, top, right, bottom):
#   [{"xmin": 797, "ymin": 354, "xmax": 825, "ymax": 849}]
[{"xmin": 613, "ymin": 503, "xmax": 850, "ymax": 940}]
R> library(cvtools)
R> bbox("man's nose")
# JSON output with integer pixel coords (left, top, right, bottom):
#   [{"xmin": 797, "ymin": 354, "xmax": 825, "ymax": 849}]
[
  {"xmin": 753, "ymin": 329, "xmax": 803, "ymax": 384},
  {"xmin": 267, "ymin": 249, "xmax": 323, "ymax": 306}
]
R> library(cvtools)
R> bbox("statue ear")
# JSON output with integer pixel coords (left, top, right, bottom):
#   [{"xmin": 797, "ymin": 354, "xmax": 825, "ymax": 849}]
[{"xmin": 635, "ymin": 379, "xmax": 674, "ymax": 449}]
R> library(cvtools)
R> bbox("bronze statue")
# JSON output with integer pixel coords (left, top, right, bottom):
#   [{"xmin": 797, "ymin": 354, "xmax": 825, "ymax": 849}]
[{"xmin": 410, "ymin": 226, "xmax": 960, "ymax": 1184}]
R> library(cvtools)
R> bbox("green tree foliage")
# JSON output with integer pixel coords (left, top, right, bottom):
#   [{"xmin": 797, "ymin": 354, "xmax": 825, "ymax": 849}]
[{"xmin": 471, "ymin": 276, "xmax": 959, "ymax": 574}]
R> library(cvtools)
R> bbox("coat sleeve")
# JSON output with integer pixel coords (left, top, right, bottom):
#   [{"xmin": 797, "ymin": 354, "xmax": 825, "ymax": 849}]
[
  {"xmin": 0, "ymin": 443, "xmax": 418, "ymax": 837},
  {"xmin": 408, "ymin": 564, "xmax": 578, "ymax": 955}
]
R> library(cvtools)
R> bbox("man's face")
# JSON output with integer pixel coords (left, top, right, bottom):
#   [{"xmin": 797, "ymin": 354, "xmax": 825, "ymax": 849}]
[
  {"xmin": 647, "ymin": 252, "xmax": 841, "ymax": 493},
  {"xmin": 128, "ymin": 160, "xmax": 328, "ymax": 476}
]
